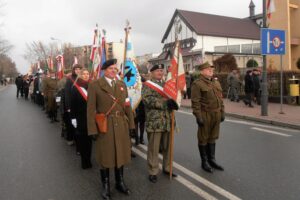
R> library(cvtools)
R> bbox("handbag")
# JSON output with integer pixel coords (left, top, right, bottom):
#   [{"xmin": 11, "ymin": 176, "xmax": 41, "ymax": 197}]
[{"xmin": 95, "ymin": 99, "xmax": 118, "ymax": 134}]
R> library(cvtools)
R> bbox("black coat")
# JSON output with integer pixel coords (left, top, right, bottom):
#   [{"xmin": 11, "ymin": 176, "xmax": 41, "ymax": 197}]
[
  {"xmin": 252, "ymin": 75, "xmax": 261, "ymax": 92},
  {"xmin": 15, "ymin": 77, "xmax": 23, "ymax": 88},
  {"xmin": 70, "ymin": 81, "xmax": 88, "ymax": 135},
  {"xmin": 64, "ymin": 74, "xmax": 77, "ymax": 111},
  {"xmin": 244, "ymin": 74, "xmax": 254, "ymax": 93}
]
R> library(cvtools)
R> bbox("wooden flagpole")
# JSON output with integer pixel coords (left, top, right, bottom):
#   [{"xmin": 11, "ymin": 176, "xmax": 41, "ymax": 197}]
[
  {"xmin": 169, "ymin": 18, "xmax": 181, "ymax": 180},
  {"xmin": 123, "ymin": 20, "xmax": 131, "ymax": 76}
]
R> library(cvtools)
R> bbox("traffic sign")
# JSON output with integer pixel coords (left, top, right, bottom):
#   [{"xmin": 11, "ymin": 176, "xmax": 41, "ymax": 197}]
[{"xmin": 261, "ymin": 28, "xmax": 286, "ymax": 55}]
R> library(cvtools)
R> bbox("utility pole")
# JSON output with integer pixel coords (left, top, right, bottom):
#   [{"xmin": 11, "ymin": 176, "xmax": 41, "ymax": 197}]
[{"xmin": 261, "ymin": 0, "xmax": 268, "ymax": 116}]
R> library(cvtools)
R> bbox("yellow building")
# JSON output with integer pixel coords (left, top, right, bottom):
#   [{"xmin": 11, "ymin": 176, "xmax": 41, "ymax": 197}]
[{"xmin": 268, "ymin": 0, "xmax": 300, "ymax": 71}]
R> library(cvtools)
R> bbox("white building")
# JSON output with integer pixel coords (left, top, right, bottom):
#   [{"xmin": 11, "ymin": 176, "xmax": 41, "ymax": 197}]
[{"xmin": 150, "ymin": 1, "xmax": 263, "ymax": 72}]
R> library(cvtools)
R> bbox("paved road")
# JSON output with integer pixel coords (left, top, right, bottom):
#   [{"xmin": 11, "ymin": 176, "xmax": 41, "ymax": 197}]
[{"xmin": 1, "ymin": 85, "xmax": 300, "ymax": 200}]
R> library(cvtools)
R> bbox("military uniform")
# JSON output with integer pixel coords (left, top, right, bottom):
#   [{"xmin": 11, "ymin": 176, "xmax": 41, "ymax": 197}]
[
  {"xmin": 42, "ymin": 76, "xmax": 58, "ymax": 122},
  {"xmin": 87, "ymin": 59, "xmax": 134, "ymax": 199},
  {"xmin": 142, "ymin": 64, "xmax": 178, "ymax": 183},
  {"xmin": 143, "ymin": 79, "xmax": 171, "ymax": 175},
  {"xmin": 191, "ymin": 62, "xmax": 224, "ymax": 173}
]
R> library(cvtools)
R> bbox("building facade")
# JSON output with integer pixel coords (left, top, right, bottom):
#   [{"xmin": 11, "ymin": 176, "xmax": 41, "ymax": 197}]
[{"xmin": 150, "ymin": 2, "xmax": 263, "ymax": 72}]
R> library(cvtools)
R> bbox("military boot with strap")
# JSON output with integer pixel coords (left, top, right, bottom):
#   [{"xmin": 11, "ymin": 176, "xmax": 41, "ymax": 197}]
[
  {"xmin": 198, "ymin": 145, "xmax": 213, "ymax": 173},
  {"xmin": 100, "ymin": 169, "xmax": 110, "ymax": 200},
  {"xmin": 207, "ymin": 143, "xmax": 224, "ymax": 171}
]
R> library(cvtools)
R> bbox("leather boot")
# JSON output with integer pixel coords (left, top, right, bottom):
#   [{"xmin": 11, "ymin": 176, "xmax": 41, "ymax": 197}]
[
  {"xmin": 207, "ymin": 143, "xmax": 224, "ymax": 171},
  {"xmin": 198, "ymin": 145, "xmax": 213, "ymax": 173},
  {"xmin": 115, "ymin": 166, "xmax": 130, "ymax": 195},
  {"xmin": 100, "ymin": 169, "xmax": 110, "ymax": 199}
]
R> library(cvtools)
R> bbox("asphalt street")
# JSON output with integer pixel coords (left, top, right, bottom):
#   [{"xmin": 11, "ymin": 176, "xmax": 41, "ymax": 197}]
[{"xmin": 1, "ymin": 85, "xmax": 300, "ymax": 200}]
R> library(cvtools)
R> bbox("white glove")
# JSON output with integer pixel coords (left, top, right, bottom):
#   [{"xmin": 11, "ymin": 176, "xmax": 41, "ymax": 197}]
[{"xmin": 71, "ymin": 119, "xmax": 77, "ymax": 128}]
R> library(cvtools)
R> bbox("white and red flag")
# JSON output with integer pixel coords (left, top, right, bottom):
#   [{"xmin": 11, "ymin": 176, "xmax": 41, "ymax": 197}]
[
  {"xmin": 89, "ymin": 24, "xmax": 102, "ymax": 79},
  {"xmin": 73, "ymin": 54, "xmax": 78, "ymax": 66},
  {"xmin": 163, "ymin": 40, "xmax": 186, "ymax": 106},
  {"xmin": 56, "ymin": 55, "xmax": 64, "ymax": 79},
  {"xmin": 47, "ymin": 56, "xmax": 54, "ymax": 71},
  {"xmin": 267, "ymin": 0, "xmax": 276, "ymax": 19}
]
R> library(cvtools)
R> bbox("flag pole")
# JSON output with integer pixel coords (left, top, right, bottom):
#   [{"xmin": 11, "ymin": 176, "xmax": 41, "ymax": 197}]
[
  {"xmin": 123, "ymin": 20, "xmax": 131, "ymax": 76},
  {"xmin": 169, "ymin": 19, "xmax": 181, "ymax": 180}
]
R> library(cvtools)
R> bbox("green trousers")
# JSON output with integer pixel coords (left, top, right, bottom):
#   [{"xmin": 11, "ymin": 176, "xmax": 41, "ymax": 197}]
[{"xmin": 147, "ymin": 131, "xmax": 170, "ymax": 175}]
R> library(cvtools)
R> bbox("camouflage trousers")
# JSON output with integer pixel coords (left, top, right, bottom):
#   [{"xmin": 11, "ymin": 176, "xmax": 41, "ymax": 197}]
[{"xmin": 197, "ymin": 111, "xmax": 221, "ymax": 145}]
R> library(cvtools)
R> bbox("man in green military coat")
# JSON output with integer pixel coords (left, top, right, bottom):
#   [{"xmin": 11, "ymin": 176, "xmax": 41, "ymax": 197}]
[
  {"xmin": 87, "ymin": 59, "xmax": 135, "ymax": 199},
  {"xmin": 191, "ymin": 62, "xmax": 225, "ymax": 173},
  {"xmin": 142, "ymin": 64, "xmax": 178, "ymax": 183},
  {"xmin": 42, "ymin": 71, "xmax": 58, "ymax": 123}
]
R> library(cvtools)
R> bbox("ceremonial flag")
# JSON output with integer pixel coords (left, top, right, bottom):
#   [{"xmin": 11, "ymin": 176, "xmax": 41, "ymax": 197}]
[
  {"xmin": 89, "ymin": 25, "xmax": 100, "ymax": 77},
  {"xmin": 267, "ymin": 0, "xmax": 276, "ymax": 19},
  {"xmin": 98, "ymin": 35, "xmax": 107, "ymax": 78},
  {"xmin": 72, "ymin": 54, "xmax": 78, "ymax": 66},
  {"xmin": 47, "ymin": 56, "xmax": 54, "ymax": 71},
  {"xmin": 163, "ymin": 40, "xmax": 186, "ymax": 106},
  {"xmin": 56, "ymin": 55, "xmax": 64, "ymax": 79},
  {"xmin": 123, "ymin": 30, "xmax": 142, "ymax": 110}
]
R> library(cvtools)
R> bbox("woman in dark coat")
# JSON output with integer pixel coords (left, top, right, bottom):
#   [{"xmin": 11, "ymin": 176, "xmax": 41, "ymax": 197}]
[
  {"xmin": 70, "ymin": 68, "xmax": 92, "ymax": 169},
  {"xmin": 243, "ymin": 70, "xmax": 254, "ymax": 107}
]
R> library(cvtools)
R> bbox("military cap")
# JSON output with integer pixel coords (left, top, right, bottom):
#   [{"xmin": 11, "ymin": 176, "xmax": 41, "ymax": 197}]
[
  {"xmin": 102, "ymin": 59, "xmax": 117, "ymax": 70},
  {"xmin": 150, "ymin": 64, "xmax": 164, "ymax": 72},
  {"xmin": 72, "ymin": 64, "xmax": 82, "ymax": 69},
  {"xmin": 195, "ymin": 62, "xmax": 214, "ymax": 71}
]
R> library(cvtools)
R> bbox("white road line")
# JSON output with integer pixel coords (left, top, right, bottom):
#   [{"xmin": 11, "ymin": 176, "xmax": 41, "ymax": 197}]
[
  {"xmin": 178, "ymin": 110, "xmax": 299, "ymax": 133},
  {"xmin": 251, "ymin": 127, "xmax": 292, "ymax": 137},
  {"xmin": 132, "ymin": 147, "xmax": 218, "ymax": 200},
  {"xmin": 227, "ymin": 119, "xmax": 299, "ymax": 133},
  {"xmin": 134, "ymin": 143, "xmax": 242, "ymax": 200}
]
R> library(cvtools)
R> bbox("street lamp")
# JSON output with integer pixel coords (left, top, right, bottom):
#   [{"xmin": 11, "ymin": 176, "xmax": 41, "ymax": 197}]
[{"xmin": 50, "ymin": 37, "xmax": 63, "ymax": 54}]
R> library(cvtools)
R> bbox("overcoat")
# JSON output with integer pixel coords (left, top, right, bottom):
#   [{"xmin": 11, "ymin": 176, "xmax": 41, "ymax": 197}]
[{"xmin": 87, "ymin": 77, "xmax": 135, "ymax": 168}]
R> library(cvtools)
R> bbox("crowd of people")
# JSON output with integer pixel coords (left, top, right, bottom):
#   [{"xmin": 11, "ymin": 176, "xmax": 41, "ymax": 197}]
[
  {"xmin": 227, "ymin": 68, "xmax": 262, "ymax": 107},
  {"xmin": 15, "ymin": 60, "xmax": 225, "ymax": 199}
]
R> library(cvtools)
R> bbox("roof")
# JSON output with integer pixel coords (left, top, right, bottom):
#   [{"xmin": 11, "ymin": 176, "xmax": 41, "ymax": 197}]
[{"xmin": 162, "ymin": 9, "xmax": 260, "ymax": 43}]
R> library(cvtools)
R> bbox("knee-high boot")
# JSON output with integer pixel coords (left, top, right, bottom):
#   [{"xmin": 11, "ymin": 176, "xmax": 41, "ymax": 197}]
[
  {"xmin": 207, "ymin": 143, "xmax": 224, "ymax": 171},
  {"xmin": 198, "ymin": 145, "xmax": 213, "ymax": 173},
  {"xmin": 100, "ymin": 169, "xmax": 110, "ymax": 199},
  {"xmin": 115, "ymin": 166, "xmax": 130, "ymax": 195}
]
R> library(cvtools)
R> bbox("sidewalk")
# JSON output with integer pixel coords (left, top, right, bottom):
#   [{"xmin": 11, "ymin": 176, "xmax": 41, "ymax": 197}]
[{"xmin": 181, "ymin": 98, "xmax": 300, "ymax": 130}]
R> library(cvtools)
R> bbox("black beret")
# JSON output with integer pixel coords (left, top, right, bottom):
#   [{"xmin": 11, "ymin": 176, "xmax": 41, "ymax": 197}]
[
  {"xmin": 102, "ymin": 59, "xmax": 117, "ymax": 70},
  {"xmin": 150, "ymin": 64, "xmax": 164, "ymax": 72}
]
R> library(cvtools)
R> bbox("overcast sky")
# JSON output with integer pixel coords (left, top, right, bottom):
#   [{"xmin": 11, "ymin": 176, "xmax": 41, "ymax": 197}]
[{"xmin": 1, "ymin": 0, "xmax": 262, "ymax": 73}]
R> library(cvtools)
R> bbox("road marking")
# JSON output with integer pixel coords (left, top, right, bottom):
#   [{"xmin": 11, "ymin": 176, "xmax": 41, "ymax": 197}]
[
  {"xmin": 133, "ymin": 143, "xmax": 242, "ymax": 200},
  {"xmin": 132, "ymin": 147, "xmax": 218, "ymax": 200},
  {"xmin": 227, "ymin": 119, "xmax": 299, "ymax": 133},
  {"xmin": 178, "ymin": 110, "xmax": 299, "ymax": 133},
  {"xmin": 251, "ymin": 127, "xmax": 292, "ymax": 137}
]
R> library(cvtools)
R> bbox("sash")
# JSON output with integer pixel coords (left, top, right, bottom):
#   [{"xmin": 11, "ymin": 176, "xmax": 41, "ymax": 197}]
[
  {"xmin": 143, "ymin": 80, "xmax": 169, "ymax": 99},
  {"xmin": 68, "ymin": 77, "xmax": 88, "ymax": 101}
]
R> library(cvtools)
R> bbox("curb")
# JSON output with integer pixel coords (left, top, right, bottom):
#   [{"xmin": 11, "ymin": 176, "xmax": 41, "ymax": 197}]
[{"xmin": 181, "ymin": 104, "xmax": 300, "ymax": 130}]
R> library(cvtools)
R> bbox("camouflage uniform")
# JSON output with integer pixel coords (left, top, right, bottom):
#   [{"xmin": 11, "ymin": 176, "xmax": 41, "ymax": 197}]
[{"xmin": 142, "ymin": 79, "xmax": 172, "ymax": 176}]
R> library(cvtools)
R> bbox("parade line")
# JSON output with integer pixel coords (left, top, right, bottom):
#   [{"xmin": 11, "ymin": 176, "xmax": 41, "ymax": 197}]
[{"xmin": 132, "ymin": 143, "xmax": 242, "ymax": 200}]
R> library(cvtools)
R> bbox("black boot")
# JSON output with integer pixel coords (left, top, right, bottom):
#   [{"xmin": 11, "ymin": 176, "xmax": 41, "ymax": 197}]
[
  {"xmin": 115, "ymin": 166, "xmax": 130, "ymax": 195},
  {"xmin": 100, "ymin": 169, "xmax": 110, "ymax": 199},
  {"xmin": 207, "ymin": 143, "xmax": 224, "ymax": 171},
  {"xmin": 198, "ymin": 145, "xmax": 213, "ymax": 173}
]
